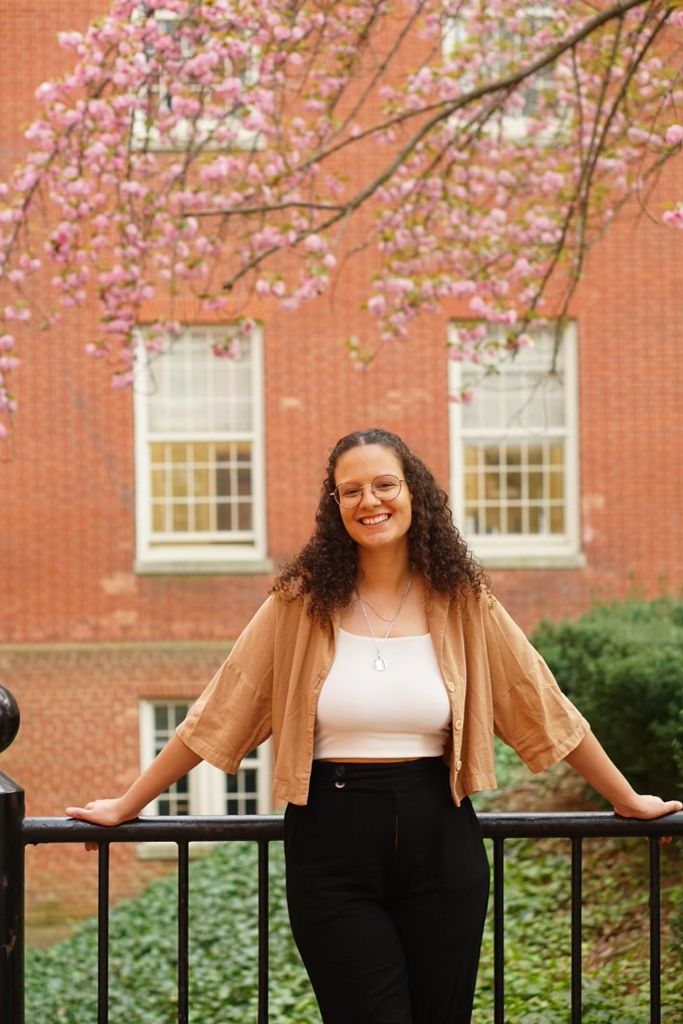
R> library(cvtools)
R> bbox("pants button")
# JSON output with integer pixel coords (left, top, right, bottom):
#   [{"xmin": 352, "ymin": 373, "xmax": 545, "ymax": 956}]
[{"xmin": 334, "ymin": 780, "xmax": 346, "ymax": 789}]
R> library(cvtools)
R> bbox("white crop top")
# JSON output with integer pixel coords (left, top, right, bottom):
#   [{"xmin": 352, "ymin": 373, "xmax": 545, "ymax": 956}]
[{"xmin": 313, "ymin": 629, "xmax": 451, "ymax": 759}]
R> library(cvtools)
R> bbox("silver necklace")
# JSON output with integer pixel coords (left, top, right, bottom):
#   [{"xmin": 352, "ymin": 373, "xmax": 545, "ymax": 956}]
[
  {"xmin": 356, "ymin": 575, "xmax": 412, "ymax": 672},
  {"xmin": 354, "ymin": 594, "xmax": 397, "ymax": 623}
]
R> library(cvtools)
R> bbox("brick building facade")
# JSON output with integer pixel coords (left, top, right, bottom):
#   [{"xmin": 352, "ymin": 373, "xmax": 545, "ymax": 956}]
[{"xmin": 1, "ymin": 2, "xmax": 683, "ymax": 925}]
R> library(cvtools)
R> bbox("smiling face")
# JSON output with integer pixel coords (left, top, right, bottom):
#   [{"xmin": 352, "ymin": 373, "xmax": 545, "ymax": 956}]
[{"xmin": 333, "ymin": 444, "xmax": 412, "ymax": 554}]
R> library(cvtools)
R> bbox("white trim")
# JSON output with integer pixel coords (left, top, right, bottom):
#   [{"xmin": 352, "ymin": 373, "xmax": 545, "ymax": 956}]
[
  {"xmin": 442, "ymin": 5, "xmax": 560, "ymax": 143},
  {"xmin": 448, "ymin": 322, "xmax": 581, "ymax": 564},
  {"xmin": 133, "ymin": 324, "xmax": 266, "ymax": 568},
  {"xmin": 130, "ymin": 6, "xmax": 263, "ymax": 153},
  {"xmin": 137, "ymin": 699, "xmax": 272, "ymax": 858}
]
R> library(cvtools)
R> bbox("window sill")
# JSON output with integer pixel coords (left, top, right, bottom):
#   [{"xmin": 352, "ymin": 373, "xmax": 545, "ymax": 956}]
[
  {"xmin": 479, "ymin": 552, "xmax": 587, "ymax": 571},
  {"xmin": 134, "ymin": 558, "xmax": 274, "ymax": 576},
  {"xmin": 136, "ymin": 841, "xmax": 216, "ymax": 861}
]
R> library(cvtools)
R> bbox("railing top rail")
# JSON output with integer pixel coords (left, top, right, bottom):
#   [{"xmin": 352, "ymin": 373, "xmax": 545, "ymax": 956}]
[{"xmin": 22, "ymin": 811, "xmax": 683, "ymax": 845}]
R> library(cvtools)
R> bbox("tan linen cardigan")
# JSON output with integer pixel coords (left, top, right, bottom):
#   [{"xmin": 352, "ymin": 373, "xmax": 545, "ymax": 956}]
[{"xmin": 176, "ymin": 589, "xmax": 590, "ymax": 807}]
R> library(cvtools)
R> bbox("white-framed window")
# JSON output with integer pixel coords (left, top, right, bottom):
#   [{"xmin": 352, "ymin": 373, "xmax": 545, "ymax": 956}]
[
  {"xmin": 448, "ymin": 322, "xmax": 581, "ymax": 567},
  {"xmin": 130, "ymin": 6, "xmax": 262, "ymax": 152},
  {"xmin": 443, "ymin": 5, "xmax": 558, "ymax": 142},
  {"xmin": 138, "ymin": 699, "xmax": 271, "ymax": 853},
  {"xmin": 133, "ymin": 324, "xmax": 267, "ymax": 572}
]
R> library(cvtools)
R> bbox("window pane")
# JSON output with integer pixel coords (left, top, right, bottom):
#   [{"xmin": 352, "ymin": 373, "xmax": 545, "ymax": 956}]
[
  {"xmin": 549, "ymin": 469, "xmax": 564, "ymax": 499},
  {"xmin": 148, "ymin": 438, "xmax": 254, "ymax": 537},
  {"xmin": 549, "ymin": 443, "xmax": 564, "ymax": 466},
  {"xmin": 193, "ymin": 467, "xmax": 210, "ymax": 497},
  {"xmin": 465, "ymin": 505, "xmax": 479, "ymax": 533},
  {"xmin": 224, "ymin": 751, "xmax": 260, "ymax": 815},
  {"xmin": 456, "ymin": 328, "xmax": 572, "ymax": 543},
  {"xmin": 505, "ymin": 471, "xmax": 522, "ymax": 499},
  {"xmin": 484, "ymin": 472, "xmax": 500, "ymax": 500},
  {"xmin": 507, "ymin": 507, "xmax": 523, "ymax": 533},
  {"xmin": 172, "ymin": 503, "xmax": 189, "ymax": 532},
  {"xmin": 146, "ymin": 332, "xmax": 253, "ymax": 435},
  {"xmin": 152, "ymin": 503, "xmax": 166, "ymax": 532},
  {"xmin": 484, "ymin": 507, "xmax": 501, "ymax": 534},
  {"xmin": 465, "ymin": 471, "xmax": 479, "ymax": 502},
  {"xmin": 154, "ymin": 706, "xmax": 169, "ymax": 732},
  {"xmin": 140, "ymin": 328, "xmax": 261, "ymax": 550},
  {"xmin": 194, "ymin": 502, "xmax": 211, "ymax": 531},
  {"xmin": 529, "ymin": 506, "xmax": 544, "ymax": 533},
  {"xmin": 528, "ymin": 472, "xmax": 544, "ymax": 500},
  {"xmin": 237, "ymin": 501, "xmax": 253, "ymax": 531},
  {"xmin": 150, "ymin": 702, "xmax": 192, "ymax": 816},
  {"xmin": 550, "ymin": 507, "xmax": 565, "ymax": 534},
  {"xmin": 216, "ymin": 468, "xmax": 231, "ymax": 496}
]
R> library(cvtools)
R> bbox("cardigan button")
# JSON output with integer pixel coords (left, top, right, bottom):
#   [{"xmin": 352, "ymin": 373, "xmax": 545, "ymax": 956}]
[
  {"xmin": 456, "ymin": 759, "xmax": 462, "ymax": 771},
  {"xmin": 454, "ymin": 719, "xmax": 463, "ymax": 731}
]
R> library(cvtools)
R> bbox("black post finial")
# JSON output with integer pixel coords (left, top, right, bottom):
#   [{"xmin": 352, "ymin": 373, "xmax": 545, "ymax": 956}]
[{"xmin": 0, "ymin": 685, "xmax": 20, "ymax": 753}]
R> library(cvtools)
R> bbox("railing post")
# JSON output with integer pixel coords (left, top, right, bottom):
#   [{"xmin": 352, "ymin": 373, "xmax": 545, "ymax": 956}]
[{"xmin": 0, "ymin": 684, "xmax": 24, "ymax": 1024}]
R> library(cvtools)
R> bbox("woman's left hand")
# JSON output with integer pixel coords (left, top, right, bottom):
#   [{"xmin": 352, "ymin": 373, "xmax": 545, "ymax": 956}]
[{"xmin": 613, "ymin": 794, "xmax": 682, "ymax": 819}]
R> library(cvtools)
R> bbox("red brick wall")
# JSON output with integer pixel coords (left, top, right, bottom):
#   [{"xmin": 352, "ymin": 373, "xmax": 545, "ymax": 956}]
[
  {"xmin": 1, "ymin": 644, "xmax": 230, "ymax": 922},
  {"xmin": 2, "ymin": 1, "xmax": 683, "ymax": 922}
]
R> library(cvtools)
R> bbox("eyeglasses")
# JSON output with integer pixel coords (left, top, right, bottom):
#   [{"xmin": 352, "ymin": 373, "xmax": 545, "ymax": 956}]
[{"xmin": 331, "ymin": 474, "xmax": 405, "ymax": 509}]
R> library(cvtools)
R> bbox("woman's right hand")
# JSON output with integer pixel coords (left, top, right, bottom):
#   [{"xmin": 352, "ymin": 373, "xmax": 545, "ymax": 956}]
[
  {"xmin": 64, "ymin": 735, "xmax": 202, "ymax": 850},
  {"xmin": 65, "ymin": 798, "xmax": 137, "ymax": 851}
]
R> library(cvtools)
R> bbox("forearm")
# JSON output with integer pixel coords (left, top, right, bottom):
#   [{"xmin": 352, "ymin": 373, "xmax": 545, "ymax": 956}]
[
  {"xmin": 563, "ymin": 731, "xmax": 683, "ymax": 819},
  {"xmin": 119, "ymin": 734, "xmax": 202, "ymax": 817},
  {"xmin": 563, "ymin": 731, "xmax": 638, "ymax": 811},
  {"xmin": 66, "ymin": 734, "xmax": 204, "ymax": 836}
]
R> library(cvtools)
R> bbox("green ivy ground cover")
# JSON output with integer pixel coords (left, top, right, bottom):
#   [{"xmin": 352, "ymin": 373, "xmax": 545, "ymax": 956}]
[{"xmin": 26, "ymin": 826, "xmax": 681, "ymax": 1023}]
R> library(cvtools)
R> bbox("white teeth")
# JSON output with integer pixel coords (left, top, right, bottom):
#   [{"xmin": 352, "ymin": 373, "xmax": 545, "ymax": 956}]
[{"xmin": 359, "ymin": 514, "xmax": 389, "ymax": 525}]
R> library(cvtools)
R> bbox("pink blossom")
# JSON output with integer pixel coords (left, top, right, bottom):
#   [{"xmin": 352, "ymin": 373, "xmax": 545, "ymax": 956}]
[
  {"xmin": 35, "ymin": 81, "xmax": 61, "ymax": 104},
  {"xmin": 3, "ymin": 306, "xmax": 30, "ymax": 322},
  {"xmin": 0, "ymin": 392, "xmax": 17, "ymax": 413},
  {"xmin": 449, "ymin": 389, "xmax": 474, "ymax": 404},
  {"xmin": 304, "ymin": 234, "xmax": 326, "ymax": 254},
  {"xmin": 0, "ymin": 335, "xmax": 15, "ymax": 351},
  {"xmin": 665, "ymin": 124, "xmax": 683, "ymax": 146},
  {"xmin": 103, "ymin": 318, "xmax": 133, "ymax": 334},
  {"xmin": 469, "ymin": 296, "xmax": 490, "ymax": 316},
  {"xmin": 663, "ymin": 204, "xmax": 683, "ymax": 229},
  {"xmin": 367, "ymin": 295, "xmax": 387, "ymax": 316},
  {"xmin": 385, "ymin": 277, "xmax": 414, "ymax": 297},
  {"xmin": 57, "ymin": 31, "xmax": 84, "ymax": 51},
  {"xmin": 513, "ymin": 257, "xmax": 532, "ymax": 276}
]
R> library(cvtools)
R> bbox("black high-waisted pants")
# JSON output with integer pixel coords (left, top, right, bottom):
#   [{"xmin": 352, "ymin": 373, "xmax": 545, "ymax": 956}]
[{"xmin": 284, "ymin": 758, "xmax": 490, "ymax": 1024}]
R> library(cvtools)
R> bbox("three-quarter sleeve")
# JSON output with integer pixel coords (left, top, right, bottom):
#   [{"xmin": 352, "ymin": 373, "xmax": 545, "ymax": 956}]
[
  {"xmin": 482, "ymin": 596, "xmax": 590, "ymax": 773},
  {"xmin": 176, "ymin": 596, "xmax": 277, "ymax": 773}
]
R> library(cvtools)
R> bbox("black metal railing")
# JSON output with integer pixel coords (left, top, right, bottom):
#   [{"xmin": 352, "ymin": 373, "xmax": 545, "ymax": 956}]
[{"xmin": 2, "ymin": 684, "xmax": 682, "ymax": 1024}]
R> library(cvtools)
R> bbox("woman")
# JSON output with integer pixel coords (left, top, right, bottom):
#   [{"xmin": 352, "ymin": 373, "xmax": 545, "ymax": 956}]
[{"xmin": 67, "ymin": 427, "xmax": 681, "ymax": 1024}]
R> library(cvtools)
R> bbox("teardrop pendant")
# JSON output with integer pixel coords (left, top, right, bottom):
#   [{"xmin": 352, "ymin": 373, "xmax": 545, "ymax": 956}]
[{"xmin": 373, "ymin": 656, "xmax": 387, "ymax": 672}]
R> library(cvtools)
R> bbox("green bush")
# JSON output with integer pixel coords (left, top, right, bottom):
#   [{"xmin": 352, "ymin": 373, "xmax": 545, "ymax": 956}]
[{"xmin": 531, "ymin": 597, "xmax": 683, "ymax": 798}]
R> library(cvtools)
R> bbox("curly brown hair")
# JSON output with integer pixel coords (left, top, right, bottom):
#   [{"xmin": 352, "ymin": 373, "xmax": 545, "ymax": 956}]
[{"xmin": 271, "ymin": 428, "xmax": 488, "ymax": 623}]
